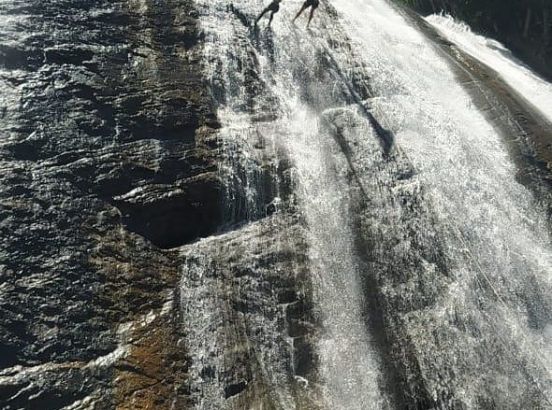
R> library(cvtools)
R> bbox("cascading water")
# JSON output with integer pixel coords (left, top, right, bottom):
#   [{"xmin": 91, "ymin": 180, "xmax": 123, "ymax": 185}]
[
  {"xmin": 332, "ymin": 1, "xmax": 552, "ymax": 405},
  {"xmin": 426, "ymin": 14, "xmax": 552, "ymax": 124},
  {"xmin": 178, "ymin": 0, "xmax": 552, "ymax": 408}
]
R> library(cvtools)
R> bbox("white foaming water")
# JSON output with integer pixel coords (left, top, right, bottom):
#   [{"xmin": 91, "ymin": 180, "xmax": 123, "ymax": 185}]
[
  {"xmin": 189, "ymin": 0, "xmax": 388, "ymax": 407},
  {"xmin": 333, "ymin": 0, "xmax": 552, "ymax": 405},
  {"xmin": 281, "ymin": 102, "xmax": 390, "ymax": 409},
  {"xmin": 427, "ymin": 13, "xmax": 552, "ymax": 123},
  {"xmin": 183, "ymin": 0, "xmax": 552, "ymax": 407}
]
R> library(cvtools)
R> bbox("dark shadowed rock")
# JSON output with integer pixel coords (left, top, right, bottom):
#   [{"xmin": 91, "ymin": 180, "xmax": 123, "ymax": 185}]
[{"xmin": 0, "ymin": 0, "xmax": 221, "ymax": 407}]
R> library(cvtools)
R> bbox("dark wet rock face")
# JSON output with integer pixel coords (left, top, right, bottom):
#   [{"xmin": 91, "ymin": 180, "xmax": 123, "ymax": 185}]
[
  {"xmin": 0, "ymin": 1, "xmax": 314, "ymax": 408},
  {"xmin": 112, "ymin": 172, "xmax": 225, "ymax": 248},
  {"xmin": 0, "ymin": 0, "xmax": 219, "ymax": 407},
  {"xmin": 180, "ymin": 215, "xmax": 319, "ymax": 409}
]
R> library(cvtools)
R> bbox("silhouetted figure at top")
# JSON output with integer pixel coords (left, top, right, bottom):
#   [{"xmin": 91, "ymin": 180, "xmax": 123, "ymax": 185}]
[
  {"xmin": 292, "ymin": 0, "xmax": 319, "ymax": 27},
  {"xmin": 255, "ymin": 0, "xmax": 282, "ymax": 26}
]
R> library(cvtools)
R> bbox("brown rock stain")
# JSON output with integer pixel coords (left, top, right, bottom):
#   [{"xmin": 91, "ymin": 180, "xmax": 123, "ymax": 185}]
[{"xmin": 114, "ymin": 310, "xmax": 190, "ymax": 410}]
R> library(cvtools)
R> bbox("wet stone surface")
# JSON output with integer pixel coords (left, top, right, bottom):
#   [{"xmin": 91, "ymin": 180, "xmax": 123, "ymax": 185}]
[
  {"xmin": 0, "ymin": 1, "xmax": 314, "ymax": 408},
  {"xmin": 0, "ymin": 0, "xmax": 222, "ymax": 407}
]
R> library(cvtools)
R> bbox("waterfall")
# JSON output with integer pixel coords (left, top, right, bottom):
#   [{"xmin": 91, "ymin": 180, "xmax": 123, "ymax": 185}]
[
  {"xmin": 426, "ymin": 14, "xmax": 552, "ymax": 124},
  {"xmin": 178, "ymin": 0, "xmax": 552, "ymax": 408},
  {"xmin": 331, "ymin": 0, "xmax": 552, "ymax": 407}
]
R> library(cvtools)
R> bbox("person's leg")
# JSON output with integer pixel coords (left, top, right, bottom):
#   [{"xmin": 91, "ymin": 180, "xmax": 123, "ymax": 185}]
[
  {"xmin": 293, "ymin": 4, "xmax": 307, "ymax": 22},
  {"xmin": 256, "ymin": 7, "xmax": 269, "ymax": 24},
  {"xmin": 307, "ymin": 6, "xmax": 316, "ymax": 26}
]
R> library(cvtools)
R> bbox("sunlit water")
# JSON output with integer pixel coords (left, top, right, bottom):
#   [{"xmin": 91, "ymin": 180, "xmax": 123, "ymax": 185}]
[
  {"xmin": 427, "ymin": 13, "xmax": 552, "ymax": 124},
  {"xmin": 333, "ymin": 0, "xmax": 552, "ymax": 405},
  {"xmin": 179, "ymin": 0, "xmax": 552, "ymax": 407}
]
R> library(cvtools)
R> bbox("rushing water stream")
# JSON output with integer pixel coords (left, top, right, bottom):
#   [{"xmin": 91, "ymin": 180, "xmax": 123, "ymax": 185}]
[
  {"xmin": 179, "ymin": 0, "xmax": 552, "ymax": 408},
  {"xmin": 426, "ymin": 14, "xmax": 552, "ymax": 124}
]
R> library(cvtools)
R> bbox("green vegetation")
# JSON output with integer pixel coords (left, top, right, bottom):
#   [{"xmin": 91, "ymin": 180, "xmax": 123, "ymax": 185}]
[{"xmin": 396, "ymin": 0, "xmax": 552, "ymax": 80}]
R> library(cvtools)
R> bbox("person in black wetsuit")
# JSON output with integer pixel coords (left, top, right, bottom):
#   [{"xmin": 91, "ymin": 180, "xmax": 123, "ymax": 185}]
[
  {"xmin": 255, "ymin": 0, "xmax": 282, "ymax": 26},
  {"xmin": 292, "ymin": 0, "xmax": 319, "ymax": 27}
]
